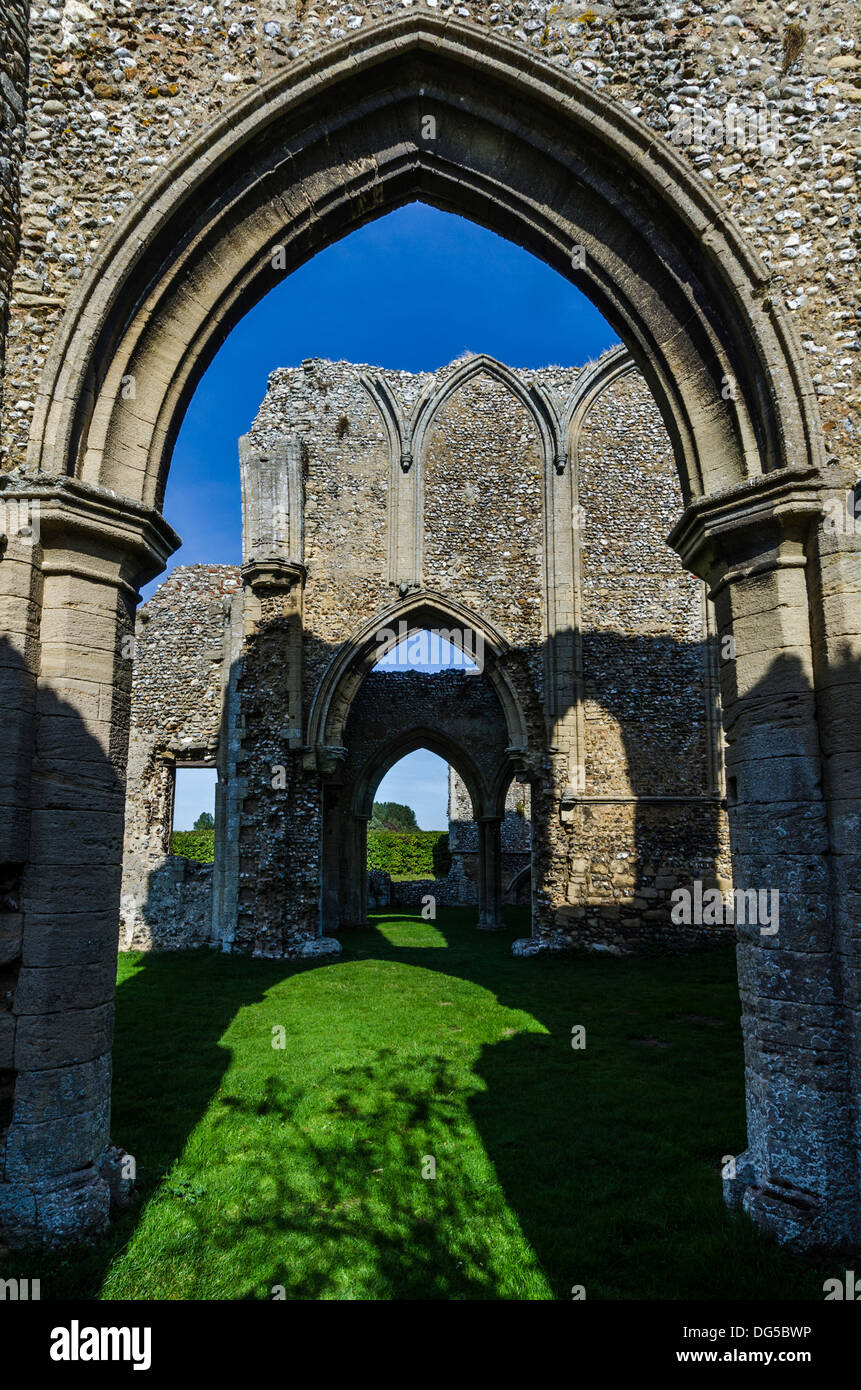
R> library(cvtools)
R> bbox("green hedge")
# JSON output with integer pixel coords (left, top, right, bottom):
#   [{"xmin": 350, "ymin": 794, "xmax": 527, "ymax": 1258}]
[
  {"xmin": 171, "ymin": 829, "xmax": 215, "ymax": 863},
  {"xmin": 170, "ymin": 827, "xmax": 451, "ymax": 876},
  {"xmin": 367, "ymin": 829, "xmax": 451, "ymax": 878}
]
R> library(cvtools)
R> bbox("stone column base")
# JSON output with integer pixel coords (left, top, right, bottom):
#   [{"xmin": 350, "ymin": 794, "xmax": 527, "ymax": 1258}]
[
  {"xmin": 0, "ymin": 1168, "xmax": 109, "ymax": 1250},
  {"xmin": 512, "ymin": 931, "xmax": 577, "ymax": 956},
  {"xmin": 723, "ymin": 1149, "xmax": 857, "ymax": 1254},
  {"xmin": 0, "ymin": 1140, "xmax": 138, "ymax": 1249},
  {"xmin": 251, "ymin": 935, "xmax": 342, "ymax": 961},
  {"xmin": 296, "ymin": 937, "xmax": 342, "ymax": 959}
]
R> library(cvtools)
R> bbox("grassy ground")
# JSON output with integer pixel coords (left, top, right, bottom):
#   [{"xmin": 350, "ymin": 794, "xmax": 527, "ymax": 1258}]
[{"xmin": 7, "ymin": 908, "xmax": 833, "ymax": 1300}]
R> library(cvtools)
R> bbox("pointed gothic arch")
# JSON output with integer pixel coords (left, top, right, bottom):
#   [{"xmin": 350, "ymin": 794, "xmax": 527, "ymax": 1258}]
[
  {"xmin": 353, "ymin": 729, "xmax": 487, "ymax": 823},
  {"xmin": 306, "ymin": 589, "xmax": 531, "ymax": 764},
  {"xmin": 412, "ymin": 354, "xmax": 560, "ymax": 475},
  {"xmin": 560, "ymin": 344, "xmax": 638, "ymax": 462},
  {"xmin": 26, "ymin": 14, "xmax": 821, "ymax": 515},
  {"xmin": 5, "ymin": 11, "xmax": 857, "ymax": 1257}
]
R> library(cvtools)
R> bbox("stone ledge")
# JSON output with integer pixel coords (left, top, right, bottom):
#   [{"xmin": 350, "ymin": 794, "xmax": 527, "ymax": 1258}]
[{"xmin": 296, "ymin": 936, "xmax": 342, "ymax": 960}]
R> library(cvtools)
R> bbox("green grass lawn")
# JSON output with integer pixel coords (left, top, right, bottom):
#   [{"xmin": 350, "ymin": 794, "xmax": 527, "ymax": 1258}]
[{"xmin": 13, "ymin": 908, "xmax": 831, "ymax": 1300}]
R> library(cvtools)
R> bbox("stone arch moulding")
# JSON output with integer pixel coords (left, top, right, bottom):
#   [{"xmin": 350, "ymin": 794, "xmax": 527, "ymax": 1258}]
[
  {"xmin": 488, "ymin": 760, "xmax": 533, "ymax": 824},
  {"xmin": 305, "ymin": 589, "xmax": 530, "ymax": 766},
  {"xmin": 409, "ymin": 354, "xmax": 560, "ymax": 472},
  {"xmin": 25, "ymin": 14, "xmax": 824, "ymax": 518},
  {"xmin": 358, "ymin": 353, "xmax": 559, "ymax": 478},
  {"xmin": 561, "ymin": 344, "xmax": 638, "ymax": 461},
  {"xmin": 352, "ymin": 727, "xmax": 489, "ymax": 824},
  {"xmin": 361, "ymin": 350, "xmax": 562, "ymax": 599},
  {"xmin": 11, "ymin": 11, "xmax": 859, "ymax": 1261},
  {"xmin": 362, "ymin": 352, "xmax": 559, "ymax": 479}
]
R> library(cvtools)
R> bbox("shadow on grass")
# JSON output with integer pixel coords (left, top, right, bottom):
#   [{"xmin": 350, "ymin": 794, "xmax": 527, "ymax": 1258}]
[
  {"xmin": 6, "ymin": 910, "xmax": 831, "ymax": 1300},
  {"xmin": 342, "ymin": 910, "xmax": 831, "ymax": 1299}
]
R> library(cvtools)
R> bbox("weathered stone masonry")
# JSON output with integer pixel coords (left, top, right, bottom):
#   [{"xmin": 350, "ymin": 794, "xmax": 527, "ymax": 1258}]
[
  {"xmin": 120, "ymin": 350, "xmax": 730, "ymax": 956},
  {"xmin": 119, "ymin": 564, "xmax": 240, "ymax": 951},
  {"xmin": 0, "ymin": 3, "xmax": 859, "ymax": 1256},
  {"xmin": 446, "ymin": 766, "xmax": 532, "ymax": 906},
  {"xmin": 0, "ymin": 0, "xmax": 29, "ymax": 416},
  {"xmin": 2, "ymin": 2, "xmax": 858, "ymax": 475}
]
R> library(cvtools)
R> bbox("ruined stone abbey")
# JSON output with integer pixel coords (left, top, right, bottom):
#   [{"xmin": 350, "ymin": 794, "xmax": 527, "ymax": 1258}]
[
  {"xmin": 0, "ymin": 0, "xmax": 859, "ymax": 1261},
  {"xmin": 120, "ymin": 349, "xmax": 731, "ymax": 958}
]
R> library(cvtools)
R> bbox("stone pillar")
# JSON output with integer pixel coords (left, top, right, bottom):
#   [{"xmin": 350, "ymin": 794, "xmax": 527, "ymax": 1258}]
[
  {"xmin": 0, "ymin": 496, "xmax": 40, "ymax": 875},
  {"xmin": 238, "ymin": 554, "xmax": 339, "ymax": 956},
  {"xmin": 545, "ymin": 430, "xmax": 583, "ymax": 798},
  {"xmin": 806, "ymin": 504, "xmax": 861, "ymax": 1243},
  {"xmin": 326, "ymin": 795, "xmax": 369, "ymax": 934},
  {"xmin": 476, "ymin": 816, "xmax": 504, "ymax": 931},
  {"xmin": 241, "ymin": 554, "xmax": 306, "ymax": 751},
  {"xmin": 670, "ymin": 471, "xmax": 860, "ymax": 1251},
  {"xmin": 0, "ymin": 480, "xmax": 177, "ymax": 1248},
  {"xmin": 239, "ymin": 435, "xmax": 304, "ymax": 566},
  {"xmin": 339, "ymin": 815, "xmax": 368, "ymax": 929},
  {"xmin": 357, "ymin": 817, "xmax": 369, "ymax": 926},
  {"xmin": 320, "ymin": 782, "xmax": 343, "ymax": 932}
]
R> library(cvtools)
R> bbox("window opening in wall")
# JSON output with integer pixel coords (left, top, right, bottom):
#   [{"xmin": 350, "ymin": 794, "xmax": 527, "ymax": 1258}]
[{"xmin": 172, "ymin": 765, "xmax": 218, "ymax": 861}]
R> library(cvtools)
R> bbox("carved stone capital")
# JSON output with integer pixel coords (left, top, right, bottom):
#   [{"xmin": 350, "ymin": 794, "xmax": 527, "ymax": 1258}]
[
  {"xmin": 507, "ymin": 746, "xmax": 541, "ymax": 782},
  {"xmin": 0, "ymin": 474, "xmax": 180, "ymax": 600},
  {"xmin": 302, "ymin": 744, "xmax": 347, "ymax": 777},
  {"xmin": 667, "ymin": 469, "xmax": 824, "ymax": 598},
  {"xmin": 241, "ymin": 554, "xmax": 307, "ymax": 594}
]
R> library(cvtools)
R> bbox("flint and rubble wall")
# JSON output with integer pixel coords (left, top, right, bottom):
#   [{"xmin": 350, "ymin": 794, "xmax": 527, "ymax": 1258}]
[
  {"xmin": 122, "ymin": 353, "xmax": 732, "ymax": 951},
  {"xmin": 120, "ymin": 564, "xmax": 239, "ymax": 950},
  {"xmin": 1, "ymin": 3, "xmax": 857, "ymax": 479}
]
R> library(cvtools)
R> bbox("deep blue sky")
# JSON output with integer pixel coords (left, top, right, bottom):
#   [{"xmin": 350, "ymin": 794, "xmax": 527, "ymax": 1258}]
[{"xmin": 161, "ymin": 202, "xmax": 619, "ymax": 826}]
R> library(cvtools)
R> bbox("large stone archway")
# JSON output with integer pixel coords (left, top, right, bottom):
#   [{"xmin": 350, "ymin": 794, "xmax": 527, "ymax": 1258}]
[
  {"xmin": 333, "ymin": 722, "xmax": 506, "ymax": 935},
  {"xmin": 25, "ymin": 15, "xmax": 822, "ymax": 505},
  {"xmin": 0, "ymin": 14, "xmax": 858, "ymax": 1258},
  {"xmin": 318, "ymin": 599, "xmax": 527, "ymax": 935}
]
